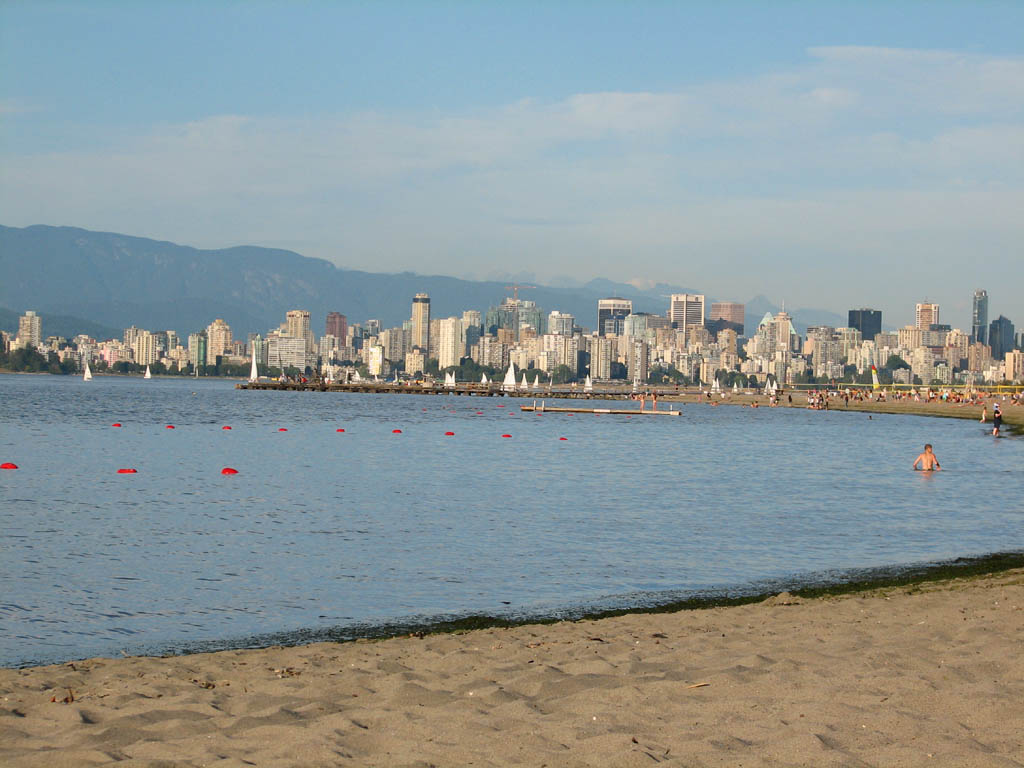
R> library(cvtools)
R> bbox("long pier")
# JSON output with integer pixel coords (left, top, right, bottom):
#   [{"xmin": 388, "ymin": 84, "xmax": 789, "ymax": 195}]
[
  {"xmin": 238, "ymin": 381, "xmax": 649, "ymax": 400},
  {"xmin": 521, "ymin": 403, "xmax": 680, "ymax": 416}
]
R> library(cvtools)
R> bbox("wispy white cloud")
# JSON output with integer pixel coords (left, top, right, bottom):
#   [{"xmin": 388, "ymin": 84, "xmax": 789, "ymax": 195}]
[{"xmin": 1, "ymin": 46, "xmax": 1022, "ymax": 322}]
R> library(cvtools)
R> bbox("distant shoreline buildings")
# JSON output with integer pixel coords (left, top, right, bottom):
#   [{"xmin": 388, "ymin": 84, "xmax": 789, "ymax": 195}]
[{"xmin": 2, "ymin": 289, "xmax": 1022, "ymax": 385}]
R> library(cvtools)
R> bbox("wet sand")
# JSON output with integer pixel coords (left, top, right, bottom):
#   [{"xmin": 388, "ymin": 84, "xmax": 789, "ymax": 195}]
[{"xmin": 3, "ymin": 568, "xmax": 1023, "ymax": 767}]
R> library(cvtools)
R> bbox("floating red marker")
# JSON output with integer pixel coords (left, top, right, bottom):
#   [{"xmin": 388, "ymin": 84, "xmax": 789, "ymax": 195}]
[
  {"xmin": 278, "ymin": 428, "xmax": 288, "ymax": 432},
  {"xmin": 559, "ymin": 437, "xmax": 568, "ymax": 441},
  {"xmin": 222, "ymin": 426, "xmax": 232, "ymax": 430},
  {"xmin": 111, "ymin": 423, "xmax": 122, "ymax": 428},
  {"xmin": 475, "ymin": 411, "xmax": 483, "ymax": 415},
  {"xmin": 496, "ymin": 404, "xmax": 505, "ymax": 408},
  {"xmin": 1, "ymin": 462, "xmax": 17, "ymax": 470},
  {"xmin": 165, "ymin": 425, "xmax": 175, "ymax": 429},
  {"xmin": 444, "ymin": 431, "xmax": 455, "ymax": 436},
  {"xmin": 336, "ymin": 428, "xmax": 345, "ymax": 433},
  {"xmin": 221, "ymin": 467, "xmax": 238, "ymax": 475},
  {"xmin": 116, "ymin": 468, "xmax": 137, "ymax": 474},
  {"xmin": 501, "ymin": 434, "xmax": 512, "ymax": 438},
  {"xmin": 392, "ymin": 429, "xmax": 402, "ymax": 434}
]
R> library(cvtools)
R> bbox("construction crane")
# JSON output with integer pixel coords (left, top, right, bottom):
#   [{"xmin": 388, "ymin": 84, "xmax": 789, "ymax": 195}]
[{"xmin": 504, "ymin": 284, "xmax": 536, "ymax": 301}]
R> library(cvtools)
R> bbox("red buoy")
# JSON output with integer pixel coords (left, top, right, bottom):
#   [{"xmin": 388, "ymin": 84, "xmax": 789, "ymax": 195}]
[
  {"xmin": 111, "ymin": 423, "xmax": 122, "ymax": 428},
  {"xmin": 165, "ymin": 425, "xmax": 175, "ymax": 429},
  {"xmin": 392, "ymin": 429, "xmax": 402, "ymax": 434},
  {"xmin": 221, "ymin": 467, "xmax": 238, "ymax": 475},
  {"xmin": 278, "ymin": 428, "xmax": 288, "ymax": 432},
  {"xmin": 336, "ymin": 428, "xmax": 345, "ymax": 432},
  {"xmin": 475, "ymin": 411, "xmax": 483, "ymax": 415},
  {"xmin": 222, "ymin": 426, "xmax": 232, "ymax": 430},
  {"xmin": 444, "ymin": 431, "xmax": 455, "ymax": 436},
  {"xmin": 497, "ymin": 404, "xmax": 505, "ymax": 408},
  {"xmin": 117, "ymin": 468, "xmax": 137, "ymax": 474},
  {"xmin": 559, "ymin": 437, "xmax": 568, "ymax": 441},
  {"xmin": 501, "ymin": 434, "xmax": 512, "ymax": 438},
  {"xmin": 1, "ymin": 462, "xmax": 17, "ymax": 470}
]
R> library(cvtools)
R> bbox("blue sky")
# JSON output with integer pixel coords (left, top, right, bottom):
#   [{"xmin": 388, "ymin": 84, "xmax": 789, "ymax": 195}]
[{"xmin": 2, "ymin": 1, "xmax": 1022, "ymax": 328}]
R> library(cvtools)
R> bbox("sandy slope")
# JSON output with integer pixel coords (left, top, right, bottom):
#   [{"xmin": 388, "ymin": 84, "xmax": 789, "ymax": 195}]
[{"xmin": 3, "ymin": 570, "xmax": 1023, "ymax": 767}]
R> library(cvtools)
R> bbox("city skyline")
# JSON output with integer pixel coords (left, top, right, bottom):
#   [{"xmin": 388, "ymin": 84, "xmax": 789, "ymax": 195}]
[{"xmin": 2, "ymin": 3, "xmax": 1022, "ymax": 326}]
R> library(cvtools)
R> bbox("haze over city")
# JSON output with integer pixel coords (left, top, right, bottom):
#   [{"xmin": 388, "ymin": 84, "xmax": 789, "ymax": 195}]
[{"xmin": 2, "ymin": 1, "xmax": 1023, "ymax": 329}]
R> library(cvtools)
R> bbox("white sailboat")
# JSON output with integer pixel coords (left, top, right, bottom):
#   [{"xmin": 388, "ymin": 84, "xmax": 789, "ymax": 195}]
[
  {"xmin": 144, "ymin": 364, "xmax": 152, "ymax": 379},
  {"xmin": 481, "ymin": 373, "xmax": 489, "ymax": 385},
  {"xmin": 82, "ymin": 360, "xmax": 93, "ymax": 381},
  {"xmin": 532, "ymin": 375, "xmax": 540, "ymax": 390},
  {"xmin": 249, "ymin": 354, "xmax": 259, "ymax": 383},
  {"xmin": 444, "ymin": 370, "xmax": 456, "ymax": 388},
  {"xmin": 501, "ymin": 362, "xmax": 517, "ymax": 393},
  {"xmin": 710, "ymin": 377, "xmax": 721, "ymax": 394},
  {"xmin": 584, "ymin": 374, "xmax": 593, "ymax": 393},
  {"xmin": 519, "ymin": 372, "xmax": 529, "ymax": 391},
  {"xmin": 733, "ymin": 382, "xmax": 739, "ymax": 394}
]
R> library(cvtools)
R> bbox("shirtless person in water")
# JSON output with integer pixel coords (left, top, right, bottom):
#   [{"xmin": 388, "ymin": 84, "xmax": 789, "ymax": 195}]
[{"xmin": 913, "ymin": 444, "xmax": 941, "ymax": 471}]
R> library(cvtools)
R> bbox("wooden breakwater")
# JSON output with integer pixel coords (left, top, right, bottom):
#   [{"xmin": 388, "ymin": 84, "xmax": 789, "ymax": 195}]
[
  {"xmin": 238, "ymin": 381, "xmax": 649, "ymax": 400},
  {"xmin": 520, "ymin": 403, "xmax": 680, "ymax": 416}
]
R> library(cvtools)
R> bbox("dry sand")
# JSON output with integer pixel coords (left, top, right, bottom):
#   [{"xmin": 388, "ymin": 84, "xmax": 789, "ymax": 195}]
[{"xmin": 3, "ymin": 570, "xmax": 1023, "ymax": 767}]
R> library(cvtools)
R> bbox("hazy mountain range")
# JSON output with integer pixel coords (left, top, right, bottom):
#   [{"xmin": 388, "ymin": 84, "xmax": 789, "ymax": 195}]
[{"xmin": 0, "ymin": 224, "xmax": 845, "ymax": 340}]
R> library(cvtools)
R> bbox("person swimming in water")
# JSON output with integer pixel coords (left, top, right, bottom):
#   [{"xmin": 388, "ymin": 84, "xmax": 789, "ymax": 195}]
[{"xmin": 913, "ymin": 444, "xmax": 941, "ymax": 471}]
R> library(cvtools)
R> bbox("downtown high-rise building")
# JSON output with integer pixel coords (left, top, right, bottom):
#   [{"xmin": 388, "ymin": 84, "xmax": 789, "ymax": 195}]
[
  {"xmin": 285, "ymin": 310, "xmax": 314, "ymax": 352},
  {"xmin": 668, "ymin": 294, "xmax": 705, "ymax": 337},
  {"xmin": 17, "ymin": 310, "xmax": 41, "ymax": 348},
  {"xmin": 597, "ymin": 298, "xmax": 632, "ymax": 336},
  {"xmin": 989, "ymin": 315, "xmax": 1015, "ymax": 361},
  {"xmin": 971, "ymin": 290, "xmax": 988, "ymax": 345},
  {"xmin": 709, "ymin": 301, "xmax": 744, "ymax": 327},
  {"xmin": 411, "ymin": 293, "xmax": 431, "ymax": 355},
  {"xmin": 915, "ymin": 302, "xmax": 939, "ymax": 330},
  {"xmin": 436, "ymin": 316, "xmax": 464, "ymax": 369},
  {"xmin": 325, "ymin": 312, "xmax": 347, "ymax": 341},
  {"xmin": 848, "ymin": 308, "xmax": 882, "ymax": 341},
  {"xmin": 205, "ymin": 318, "xmax": 232, "ymax": 360}
]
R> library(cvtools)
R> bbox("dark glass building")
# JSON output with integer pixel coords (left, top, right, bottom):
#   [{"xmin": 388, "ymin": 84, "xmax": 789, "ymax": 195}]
[
  {"xmin": 971, "ymin": 290, "xmax": 988, "ymax": 345},
  {"xmin": 988, "ymin": 315, "xmax": 1015, "ymax": 360},
  {"xmin": 848, "ymin": 308, "xmax": 882, "ymax": 341}
]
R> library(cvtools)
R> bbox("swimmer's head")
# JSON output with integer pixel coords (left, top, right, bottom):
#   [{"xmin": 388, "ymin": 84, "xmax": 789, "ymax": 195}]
[{"xmin": 924, "ymin": 443, "xmax": 932, "ymax": 451}]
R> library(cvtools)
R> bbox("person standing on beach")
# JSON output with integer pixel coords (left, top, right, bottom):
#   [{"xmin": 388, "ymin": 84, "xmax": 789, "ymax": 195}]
[{"xmin": 913, "ymin": 444, "xmax": 941, "ymax": 471}]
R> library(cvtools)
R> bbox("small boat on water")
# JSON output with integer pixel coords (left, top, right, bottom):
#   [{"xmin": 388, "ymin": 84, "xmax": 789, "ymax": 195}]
[
  {"xmin": 144, "ymin": 365, "xmax": 152, "ymax": 379},
  {"xmin": 83, "ymin": 361, "xmax": 93, "ymax": 381}
]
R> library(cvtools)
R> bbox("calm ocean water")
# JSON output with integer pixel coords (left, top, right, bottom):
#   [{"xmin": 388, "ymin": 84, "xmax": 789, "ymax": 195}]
[{"xmin": 1, "ymin": 373, "xmax": 1021, "ymax": 667}]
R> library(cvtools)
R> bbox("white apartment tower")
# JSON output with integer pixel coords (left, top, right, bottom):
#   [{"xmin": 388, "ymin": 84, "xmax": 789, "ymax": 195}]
[
  {"xmin": 669, "ymin": 294, "xmax": 705, "ymax": 337},
  {"xmin": 411, "ymin": 294, "xmax": 431, "ymax": 356}
]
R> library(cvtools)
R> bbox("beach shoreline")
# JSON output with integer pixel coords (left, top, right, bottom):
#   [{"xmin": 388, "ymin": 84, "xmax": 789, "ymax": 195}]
[{"xmin": 4, "ymin": 561, "xmax": 1024, "ymax": 766}]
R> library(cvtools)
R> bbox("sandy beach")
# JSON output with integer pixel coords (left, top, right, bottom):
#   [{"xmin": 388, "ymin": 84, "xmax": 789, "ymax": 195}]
[{"xmin": 3, "ymin": 568, "xmax": 1023, "ymax": 767}]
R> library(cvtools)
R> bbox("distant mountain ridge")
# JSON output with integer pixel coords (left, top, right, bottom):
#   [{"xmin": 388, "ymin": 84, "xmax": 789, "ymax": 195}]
[{"xmin": 1, "ymin": 224, "xmax": 840, "ymax": 339}]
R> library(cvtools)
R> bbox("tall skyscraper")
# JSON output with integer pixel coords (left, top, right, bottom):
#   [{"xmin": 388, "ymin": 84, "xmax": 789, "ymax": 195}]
[
  {"xmin": 325, "ymin": 312, "xmax": 347, "ymax": 341},
  {"xmin": 971, "ymin": 290, "xmax": 988, "ymax": 345},
  {"xmin": 668, "ymin": 294, "xmax": 705, "ymax": 337},
  {"xmin": 915, "ymin": 302, "xmax": 939, "ymax": 330},
  {"xmin": 989, "ymin": 315, "xmax": 1015, "ymax": 360},
  {"xmin": 17, "ymin": 310, "xmax": 41, "ymax": 348},
  {"xmin": 709, "ymin": 302, "xmax": 744, "ymax": 327},
  {"xmin": 436, "ymin": 317, "xmax": 464, "ymax": 369},
  {"xmin": 848, "ymin": 308, "xmax": 882, "ymax": 341},
  {"xmin": 597, "ymin": 298, "xmax": 632, "ymax": 336},
  {"xmin": 548, "ymin": 311, "xmax": 575, "ymax": 336},
  {"xmin": 205, "ymin": 318, "xmax": 232, "ymax": 360},
  {"xmin": 411, "ymin": 293, "xmax": 431, "ymax": 355},
  {"xmin": 285, "ymin": 310, "xmax": 314, "ymax": 352}
]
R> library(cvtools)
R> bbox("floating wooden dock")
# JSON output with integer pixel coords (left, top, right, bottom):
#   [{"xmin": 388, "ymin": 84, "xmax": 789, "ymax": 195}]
[{"xmin": 521, "ymin": 402, "xmax": 680, "ymax": 416}]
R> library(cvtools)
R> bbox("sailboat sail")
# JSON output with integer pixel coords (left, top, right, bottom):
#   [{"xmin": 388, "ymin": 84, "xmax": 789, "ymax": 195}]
[
  {"xmin": 520, "ymin": 372, "xmax": 528, "ymax": 390},
  {"xmin": 584, "ymin": 374, "xmax": 593, "ymax": 393},
  {"xmin": 481, "ymin": 373, "xmax": 489, "ymax": 385},
  {"xmin": 144, "ymin": 364, "xmax": 152, "ymax": 379},
  {"xmin": 444, "ymin": 371, "xmax": 456, "ymax": 388},
  {"xmin": 83, "ymin": 361, "xmax": 93, "ymax": 381},
  {"xmin": 501, "ymin": 363, "xmax": 517, "ymax": 392},
  {"xmin": 532, "ymin": 375, "xmax": 539, "ymax": 389},
  {"xmin": 249, "ymin": 354, "xmax": 259, "ymax": 382}
]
